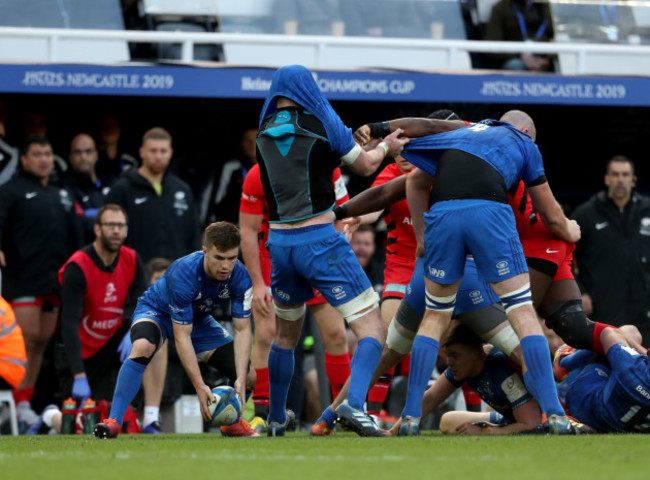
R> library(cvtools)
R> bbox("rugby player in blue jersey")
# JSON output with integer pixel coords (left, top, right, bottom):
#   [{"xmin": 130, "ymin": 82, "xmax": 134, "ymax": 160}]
[
  {"xmin": 94, "ymin": 222, "xmax": 258, "ymax": 438},
  {"xmin": 361, "ymin": 110, "xmax": 580, "ymax": 435},
  {"xmin": 559, "ymin": 326, "xmax": 650, "ymax": 433},
  {"xmin": 255, "ymin": 65, "xmax": 409, "ymax": 437}
]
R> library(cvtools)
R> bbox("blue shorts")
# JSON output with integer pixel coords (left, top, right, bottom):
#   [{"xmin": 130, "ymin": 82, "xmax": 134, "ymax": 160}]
[
  {"xmin": 423, "ymin": 200, "xmax": 528, "ymax": 284},
  {"xmin": 132, "ymin": 301, "xmax": 232, "ymax": 354},
  {"xmin": 267, "ymin": 224, "xmax": 372, "ymax": 306},
  {"xmin": 406, "ymin": 257, "xmax": 500, "ymax": 317}
]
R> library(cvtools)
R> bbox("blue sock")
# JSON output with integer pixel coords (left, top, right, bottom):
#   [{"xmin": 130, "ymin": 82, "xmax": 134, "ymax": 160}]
[
  {"xmin": 559, "ymin": 349, "xmax": 593, "ymax": 371},
  {"xmin": 520, "ymin": 335, "xmax": 564, "ymax": 417},
  {"xmin": 402, "ymin": 335, "xmax": 440, "ymax": 419},
  {"xmin": 346, "ymin": 337, "xmax": 382, "ymax": 410},
  {"xmin": 109, "ymin": 358, "xmax": 147, "ymax": 426},
  {"xmin": 268, "ymin": 343, "xmax": 294, "ymax": 424},
  {"xmin": 320, "ymin": 406, "xmax": 336, "ymax": 426}
]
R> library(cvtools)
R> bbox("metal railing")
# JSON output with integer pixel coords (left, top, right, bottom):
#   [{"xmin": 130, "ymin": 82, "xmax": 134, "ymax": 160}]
[{"xmin": 1, "ymin": 26, "xmax": 650, "ymax": 74}]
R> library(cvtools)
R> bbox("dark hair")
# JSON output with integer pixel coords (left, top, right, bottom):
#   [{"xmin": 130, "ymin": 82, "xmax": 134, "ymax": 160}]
[
  {"xmin": 427, "ymin": 109, "xmax": 460, "ymax": 121},
  {"xmin": 142, "ymin": 127, "xmax": 172, "ymax": 145},
  {"xmin": 21, "ymin": 135, "xmax": 51, "ymax": 155},
  {"xmin": 607, "ymin": 155, "xmax": 635, "ymax": 175},
  {"xmin": 144, "ymin": 257, "xmax": 172, "ymax": 282},
  {"xmin": 94, "ymin": 204, "xmax": 128, "ymax": 225},
  {"xmin": 203, "ymin": 221, "xmax": 241, "ymax": 251},
  {"xmin": 443, "ymin": 324, "xmax": 483, "ymax": 349},
  {"xmin": 355, "ymin": 224, "xmax": 376, "ymax": 235}
]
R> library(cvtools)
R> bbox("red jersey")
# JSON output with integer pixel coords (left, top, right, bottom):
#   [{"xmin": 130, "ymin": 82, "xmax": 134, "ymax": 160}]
[
  {"xmin": 240, "ymin": 164, "xmax": 349, "ymax": 255},
  {"xmin": 58, "ymin": 246, "xmax": 137, "ymax": 358},
  {"xmin": 371, "ymin": 163, "xmax": 416, "ymax": 260}
]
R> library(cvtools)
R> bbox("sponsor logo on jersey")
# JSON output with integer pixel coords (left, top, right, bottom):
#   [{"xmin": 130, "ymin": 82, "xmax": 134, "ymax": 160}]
[
  {"xmin": 134, "ymin": 197, "xmax": 148, "ymax": 205},
  {"xmin": 25, "ymin": 192, "xmax": 37, "ymax": 199},
  {"xmin": 219, "ymin": 286, "xmax": 231, "ymax": 299},
  {"xmin": 640, "ymin": 217, "xmax": 650, "ymax": 236},
  {"xmin": 104, "ymin": 282, "xmax": 118, "ymax": 303},
  {"xmin": 636, "ymin": 385, "xmax": 650, "ymax": 401},
  {"xmin": 595, "ymin": 221, "xmax": 608, "ymax": 230},
  {"xmin": 545, "ymin": 248, "xmax": 559, "ymax": 254},
  {"xmin": 402, "ymin": 217, "xmax": 413, "ymax": 225},
  {"xmin": 428, "ymin": 266, "xmax": 446, "ymax": 279}
]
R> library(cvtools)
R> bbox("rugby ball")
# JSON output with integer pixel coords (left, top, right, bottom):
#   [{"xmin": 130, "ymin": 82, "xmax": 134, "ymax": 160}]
[{"xmin": 208, "ymin": 385, "xmax": 241, "ymax": 427}]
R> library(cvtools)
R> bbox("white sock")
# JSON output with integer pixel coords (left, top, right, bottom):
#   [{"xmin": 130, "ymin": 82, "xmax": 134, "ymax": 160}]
[
  {"xmin": 42, "ymin": 407, "xmax": 60, "ymax": 428},
  {"xmin": 143, "ymin": 406, "xmax": 160, "ymax": 427}
]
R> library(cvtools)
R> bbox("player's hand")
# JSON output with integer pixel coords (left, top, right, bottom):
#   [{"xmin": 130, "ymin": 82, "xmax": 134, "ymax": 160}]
[
  {"xmin": 72, "ymin": 375, "xmax": 92, "ymax": 404},
  {"xmin": 353, "ymin": 125, "xmax": 371, "ymax": 145},
  {"xmin": 456, "ymin": 422, "xmax": 483, "ymax": 435},
  {"xmin": 342, "ymin": 217, "xmax": 361, "ymax": 241},
  {"xmin": 234, "ymin": 379, "xmax": 245, "ymax": 411},
  {"xmin": 566, "ymin": 219, "xmax": 581, "ymax": 243},
  {"xmin": 252, "ymin": 284, "xmax": 273, "ymax": 318},
  {"xmin": 117, "ymin": 331, "xmax": 133, "ymax": 363},
  {"xmin": 197, "ymin": 384, "xmax": 217, "ymax": 422},
  {"xmin": 581, "ymin": 293, "xmax": 593, "ymax": 316},
  {"xmin": 387, "ymin": 418, "xmax": 402, "ymax": 436},
  {"xmin": 383, "ymin": 128, "xmax": 409, "ymax": 157}
]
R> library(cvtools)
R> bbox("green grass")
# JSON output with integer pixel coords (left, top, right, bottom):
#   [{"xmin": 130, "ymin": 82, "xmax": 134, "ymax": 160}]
[{"xmin": 1, "ymin": 432, "xmax": 647, "ymax": 480}]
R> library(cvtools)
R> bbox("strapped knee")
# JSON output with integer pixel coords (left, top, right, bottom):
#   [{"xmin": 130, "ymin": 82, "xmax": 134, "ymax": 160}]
[
  {"xmin": 336, "ymin": 288, "xmax": 380, "ymax": 324},
  {"xmin": 486, "ymin": 325, "xmax": 519, "ymax": 356},
  {"xmin": 386, "ymin": 320, "xmax": 414, "ymax": 355},
  {"xmin": 425, "ymin": 291, "xmax": 456, "ymax": 312},
  {"xmin": 130, "ymin": 321, "xmax": 161, "ymax": 365},
  {"xmin": 499, "ymin": 283, "xmax": 533, "ymax": 313},
  {"xmin": 274, "ymin": 303, "xmax": 306, "ymax": 321},
  {"xmin": 545, "ymin": 299, "xmax": 595, "ymax": 350}
]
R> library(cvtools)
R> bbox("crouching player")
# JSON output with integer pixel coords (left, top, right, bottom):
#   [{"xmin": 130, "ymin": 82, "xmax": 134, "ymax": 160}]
[{"xmin": 94, "ymin": 222, "xmax": 258, "ymax": 438}]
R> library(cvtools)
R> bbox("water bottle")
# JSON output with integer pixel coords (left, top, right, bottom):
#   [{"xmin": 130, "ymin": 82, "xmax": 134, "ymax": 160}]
[
  {"xmin": 82, "ymin": 398, "xmax": 100, "ymax": 434},
  {"xmin": 61, "ymin": 397, "xmax": 77, "ymax": 434}
]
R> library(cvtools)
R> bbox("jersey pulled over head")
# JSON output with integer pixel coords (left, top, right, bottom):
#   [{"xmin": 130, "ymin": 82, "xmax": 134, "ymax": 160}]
[{"xmin": 258, "ymin": 65, "xmax": 353, "ymax": 157}]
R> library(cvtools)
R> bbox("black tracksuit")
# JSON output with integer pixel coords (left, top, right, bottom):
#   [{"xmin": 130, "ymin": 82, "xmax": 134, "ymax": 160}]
[
  {"xmin": 571, "ymin": 191, "xmax": 650, "ymax": 341},
  {"xmin": 105, "ymin": 169, "xmax": 201, "ymax": 263},
  {"xmin": 0, "ymin": 169, "xmax": 82, "ymax": 300}
]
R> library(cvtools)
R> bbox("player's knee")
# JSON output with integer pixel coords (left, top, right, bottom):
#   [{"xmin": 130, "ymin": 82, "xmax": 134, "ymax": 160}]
[
  {"xmin": 545, "ymin": 299, "xmax": 594, "ymax": 350},
  {"xmin": 254, "ymin": 318, "xmax": 276, "ymax": 345},
  {"xmin": 386, "ymin": 320, "xmax": 414, "ymax": 355},
  {"xmin": 320, "ymin": 326, "xmax": 348, "ymax": 351},
  {"xmin": 499, "ymin": 283, "xmax": 533, "ymax": 314},
  {"xmin": 486, "ymin": 325, "xmax": 520, "ymax": 356},
  {"xmin": 438, "ymin": 413, "xmax": 456, "ymax": 435},
  {"xmin": 130, "ymin": 321, "xmax": 161, "ymax": 364},
  {"xmin": 336, "ymin": 288, "xmax": 380, "ymax": 324},
  {"xmin": 274, "ymin": 303, "xmax": 306, "ymax": 322},
  {"xmin": 425, "ymin": 290, "xmax": 457, "ymax": 312}
]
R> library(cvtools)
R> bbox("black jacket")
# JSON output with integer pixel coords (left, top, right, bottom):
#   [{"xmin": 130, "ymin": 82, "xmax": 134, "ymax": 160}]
[
  {"xmin": 0, "ymin": 169, "xmax": 82, "ymax": 299},
  {"xmin": 105, "ymin": 169, "xmax": 201, "ymax": 263},
  {"xmin": 62, "ymin": 170, "xmax": 108, "ymax": 243},
  {"xmin": 571, "ymin": 191, "xmax": 650, "ymax": 331}
]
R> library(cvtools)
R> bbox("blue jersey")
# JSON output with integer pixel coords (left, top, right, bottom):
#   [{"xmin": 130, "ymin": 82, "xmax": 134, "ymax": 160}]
[
  {"xmin": 566, "ymin": 344, "xmax": 650, "ymax": 432},
  {"xmin": 138, "ymin": 251, "xmax": 253, "ymax": 324},
  {"xmin": 402, "ymin": 120, "xmax": 545, "ymax": 190},
  {"xmin": 445, "ymin": 348, "xmax": 532, "ymax": 423}
]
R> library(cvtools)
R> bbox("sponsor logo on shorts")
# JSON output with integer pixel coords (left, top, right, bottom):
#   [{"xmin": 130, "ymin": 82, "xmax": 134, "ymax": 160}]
[
  {"xmin": 331, "ymin": 285, "xmax": 347, "ymax": 300},
  {"xmin": 428, "ymin": 267, "xmax": 446, "ymax": 279},
  {"xmin": 496, "ymin": 261, "xmax": 510, "ymax": 276},
  {"xmin": 145, "ymin": 310, "xmax": 158, "ymax": 317},
  {"xmin": 469, "ymin": 290, "xmax": 484, "ymax": 304},
  {"xmin": 169, "ymin": 304, "xmax": 184, "ymax": 314},
  {"xmin": 275, "ymin": 289, "xmax": 290, "ymax": 301}
]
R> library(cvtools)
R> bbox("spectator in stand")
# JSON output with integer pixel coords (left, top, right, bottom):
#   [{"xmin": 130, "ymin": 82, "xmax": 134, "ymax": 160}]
[
  {"xmin": 350, "ymin": 224, "xmax": 384, "ymax": 296},
  {"xmin": 273, "ymin": 0, "xmax": 344, "ymax": 36},
  {"xmin": 0, "ymin": 136, "xmax": 82, "ymax": 431},
  {"xmin": 63, "ymin": 133, "xmax": 107, "ymax": 243},
  {"xmin": 96, "ymin": 113, "xmax": 139, "ymax": 188},
  {"xmin": 200, "ymin": 127, "xmax": 258, "ymax": 227},
  {"xmin": 20, "ymin": 112, "xmax": 68, "ymax": 175},
  {"xmin": 484, "ymin": 0, "xmax": 555, "ymax": 71},
  {"xmin": 106, "ymin": 127, "xmax": 201, "ymax": 264},
  {"xmin": 571, "ymin": 155, "xmax": 650, "ymax": 345}
]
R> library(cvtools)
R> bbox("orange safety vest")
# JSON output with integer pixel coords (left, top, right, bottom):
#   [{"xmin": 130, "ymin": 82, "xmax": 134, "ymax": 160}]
[{"xmin": 0, "ymin": 296, "xmax": 27, "ymax": 388}]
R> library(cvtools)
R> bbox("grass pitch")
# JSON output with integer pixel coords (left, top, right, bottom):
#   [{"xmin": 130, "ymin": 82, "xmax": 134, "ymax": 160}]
[{"xmin": 1, "ymin": 431, "xmax": 647, "ymax": 480}]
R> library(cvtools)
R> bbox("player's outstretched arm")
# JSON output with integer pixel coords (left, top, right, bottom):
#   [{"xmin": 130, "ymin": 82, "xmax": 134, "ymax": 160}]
[
  {"xmin": 232, "ymin": 316, "xmax": 253, "ymax": 404},
  {"xmin": 348, "ymin": 128, "xmax": 408, "ymax": 177},
  {"xmin": 406, "ymin": 169, "xmax": 435, "ymax": 257},
  {"xmin": 355, "ymin": 118, "xmax": 466, "ymax": 144},
  {"xmin": 527, "ymin": 182, "xmax": 581, "ymax": 244},
  {"xmin": 173, "ymin": 322, "xmax": 215, "ymax": 421}
]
